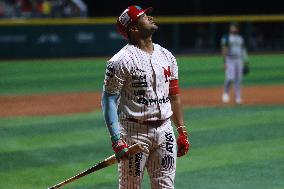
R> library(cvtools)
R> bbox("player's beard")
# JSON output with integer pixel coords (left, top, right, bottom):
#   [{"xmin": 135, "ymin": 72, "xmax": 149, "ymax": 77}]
[
  {"xmin": 151, "ymin": 21, "xmax": 159, "ymax": 32},
  {"xmin": 148, "ymin": 23, "xmax": 159, "ymax": 36},
  {"xmin": 139, "ymin": 25, "xmax": 158, "ymax": 39},
  {"xmin": 152, "ymin": 22, "xmax": 158, "ymax": 31}
]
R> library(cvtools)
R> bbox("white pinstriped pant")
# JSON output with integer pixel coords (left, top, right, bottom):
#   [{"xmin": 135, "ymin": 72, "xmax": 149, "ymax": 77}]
[{"xmin": 118, "ymin": 119, "xmax": 177, "ymax": 189}]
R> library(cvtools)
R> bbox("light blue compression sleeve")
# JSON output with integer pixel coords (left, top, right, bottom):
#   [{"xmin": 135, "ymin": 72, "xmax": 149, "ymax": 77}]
[{"xmin": 101, "ymin": 91, "xmax": 120, "ymax": 142}]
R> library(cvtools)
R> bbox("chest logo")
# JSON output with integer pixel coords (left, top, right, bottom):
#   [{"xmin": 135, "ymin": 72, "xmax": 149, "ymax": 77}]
[{"xmin": 163, "ymin": 66, "xmax": 171, "ymax": 82}]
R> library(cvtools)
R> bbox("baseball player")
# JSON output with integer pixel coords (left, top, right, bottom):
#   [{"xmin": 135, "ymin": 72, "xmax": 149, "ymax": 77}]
[
  {"xmin": 101, "ymin": 5, "xmax": 190, "ymax": 189},
  {"xmin": 221, "ymin": 22, "xmax": 249, "ymax": 104}
]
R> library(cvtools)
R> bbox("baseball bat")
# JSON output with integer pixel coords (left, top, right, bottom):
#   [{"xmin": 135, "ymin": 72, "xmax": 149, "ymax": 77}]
[{"xmin": 47, "ymin": 143, "xmax": 145, "ymax": 189}]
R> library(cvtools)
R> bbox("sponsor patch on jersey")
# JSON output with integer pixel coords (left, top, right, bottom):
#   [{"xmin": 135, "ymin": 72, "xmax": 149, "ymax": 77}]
[
  {"xmin": 165, "ymin": 132, "xmax": 174, "ymax": 153},
  {"xmin": 134, "ymin": 152, "xmax": 143, "ymax": 176},
  {"xmin": 134, "ymin": 90, "xmax": 146, "ymax": 96},
  {"xmin": 132, "ymin": 74, "xmax": 146, "ymax": 81},
  {"xmin": 106, "ymin": 66, "xmax": 115, "ymax": 78},
  {"xmin": 130, "ymin": 68, "xmax": 146, "ymax": 74},
  {"xmin": 162, "ymin": 155, "xmax": 175, "ymax": 170},
  {"xmin": 137, "ymin": 96, "xmax": 170, "ymax": 106},
  {"xmin": 132, "ymin": 82, "xmax": 148, "ymax": 88}
]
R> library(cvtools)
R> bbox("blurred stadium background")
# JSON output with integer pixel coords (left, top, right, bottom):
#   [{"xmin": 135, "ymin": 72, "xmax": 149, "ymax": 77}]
[{"xmin": 0, "ymin": 0, "xmax": 283, "ymax": 189}]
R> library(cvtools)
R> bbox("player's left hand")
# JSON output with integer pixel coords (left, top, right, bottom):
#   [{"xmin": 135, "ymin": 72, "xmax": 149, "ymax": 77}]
[{"xmin": 177, "ymin": 130, "xmax": 190, "ymax": 157}]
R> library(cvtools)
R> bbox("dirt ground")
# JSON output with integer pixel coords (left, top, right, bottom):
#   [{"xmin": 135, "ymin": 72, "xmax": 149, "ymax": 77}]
[{"xmin": 0, "ymin": 85, "xmax": 283, "ymax": 117}]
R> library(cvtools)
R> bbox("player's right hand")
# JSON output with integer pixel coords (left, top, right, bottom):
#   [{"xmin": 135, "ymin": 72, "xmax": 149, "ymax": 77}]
[{"xmin": 112, "ymin": 137, "xmax": 129, "ymax": 160}]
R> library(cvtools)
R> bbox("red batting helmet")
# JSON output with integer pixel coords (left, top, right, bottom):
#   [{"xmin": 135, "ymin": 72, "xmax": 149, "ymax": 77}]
[{"xmin": 117, "ymin": 5, "xmax": 153, "ymax": 39}]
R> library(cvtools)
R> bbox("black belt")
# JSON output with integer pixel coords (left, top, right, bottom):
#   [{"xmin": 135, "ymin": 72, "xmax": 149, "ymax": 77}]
[{"xmin": 126, "ymin": 118, "xmax": 168, "ymax": 127}]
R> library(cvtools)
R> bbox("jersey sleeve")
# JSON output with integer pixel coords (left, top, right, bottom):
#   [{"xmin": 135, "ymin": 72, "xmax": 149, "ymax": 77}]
[
  {"xmin": 103, "ymin": 60, "xmax": 126, "ymax": 94},
  {"xmin": 170, "ymin": 54, "xmax": 178, "ymax": 80},
  {"xmin": 221, "ymin": 34, "xmax": 229, "ymax": 47}
]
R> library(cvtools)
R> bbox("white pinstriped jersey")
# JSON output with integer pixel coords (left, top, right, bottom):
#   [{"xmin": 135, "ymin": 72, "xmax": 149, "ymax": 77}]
[{"xmin": 103, "ymin": 43, "xmax": 178, "ymax": 121}]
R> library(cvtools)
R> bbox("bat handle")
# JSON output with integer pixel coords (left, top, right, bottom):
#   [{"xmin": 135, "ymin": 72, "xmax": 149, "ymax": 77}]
[
  {"xmin": 47, "ymin": 143, "xmax": 145, "ymax": 189},
  {"xmin": 128, "ymin": 143, "xmax": 146, "ymax": 154}
]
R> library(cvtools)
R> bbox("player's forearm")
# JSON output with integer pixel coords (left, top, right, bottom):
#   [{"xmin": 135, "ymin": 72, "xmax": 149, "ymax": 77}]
[
  {"xmin": 101, "ymin": 91, "xmax": 120, "ymax": 141},
  {"xmin": 169, "ymin": 94, "xmax": 185, "ymax": 128}
]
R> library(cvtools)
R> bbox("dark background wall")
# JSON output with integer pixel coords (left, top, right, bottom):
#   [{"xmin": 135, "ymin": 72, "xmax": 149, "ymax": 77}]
[
  {"xmin": 85, "ymin": 0, "xmax": 284, "ymax": 17},
  {"xmin": 0, "ymin": 0, "xmax": 283, "ymax": 58}
]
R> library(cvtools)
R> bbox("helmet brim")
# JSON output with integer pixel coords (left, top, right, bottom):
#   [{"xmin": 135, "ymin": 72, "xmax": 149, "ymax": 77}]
[{"xmin": 144, "ymin": 7, "xmax": 153, "ymax": 14}]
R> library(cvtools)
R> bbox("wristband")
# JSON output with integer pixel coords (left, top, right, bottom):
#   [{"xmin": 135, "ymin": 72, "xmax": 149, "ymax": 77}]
[
  {"xmin": 176, "ymin": 125, "xmax": 186, "ymax": 130},
  {"xmin": 111, "ymin": 133, "xmax": 121, "ymax": 142},
  {"xmin": 176, "ymin": 125, "xmax": 188, "ymax": 135}
]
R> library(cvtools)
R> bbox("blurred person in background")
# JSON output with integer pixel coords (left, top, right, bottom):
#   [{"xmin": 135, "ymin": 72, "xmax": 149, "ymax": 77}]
[
  {"xmin": 0, "ymin": 2, "xmax": 5, "ymax": 17},
  {"xmin": 0, "ymin": 0, "xmax": 86, "ymax": 18},
  {"xmin": 42, "ymin": 0, "xmax": 51, "ymax": 17},
  {"xmin": 60, "ymin": 0, "xmax": 87, "ymax": 17},
  {"xmin": 0, "ymin": 0, "xmax": 18, "ymax": 18},
  {"xmin": 19, "ymin": 0, "xmax": 32, "ymax": 17},
  {"xmin": 221, "ymin": 22, "xmax": 249, "ymax": 104},
  {"xmin": 71, "ymin": 0, "xmax": 87, "ymax": 17}
]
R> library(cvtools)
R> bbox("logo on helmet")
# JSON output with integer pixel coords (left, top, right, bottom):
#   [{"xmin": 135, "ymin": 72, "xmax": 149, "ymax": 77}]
[
  {"xmin": 135, "ymin": 6, "xmax": 142, "ymax": 10},
  {"xmin": 118, "ymin": 9, "xmax": 131, "ymax": 26}
]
